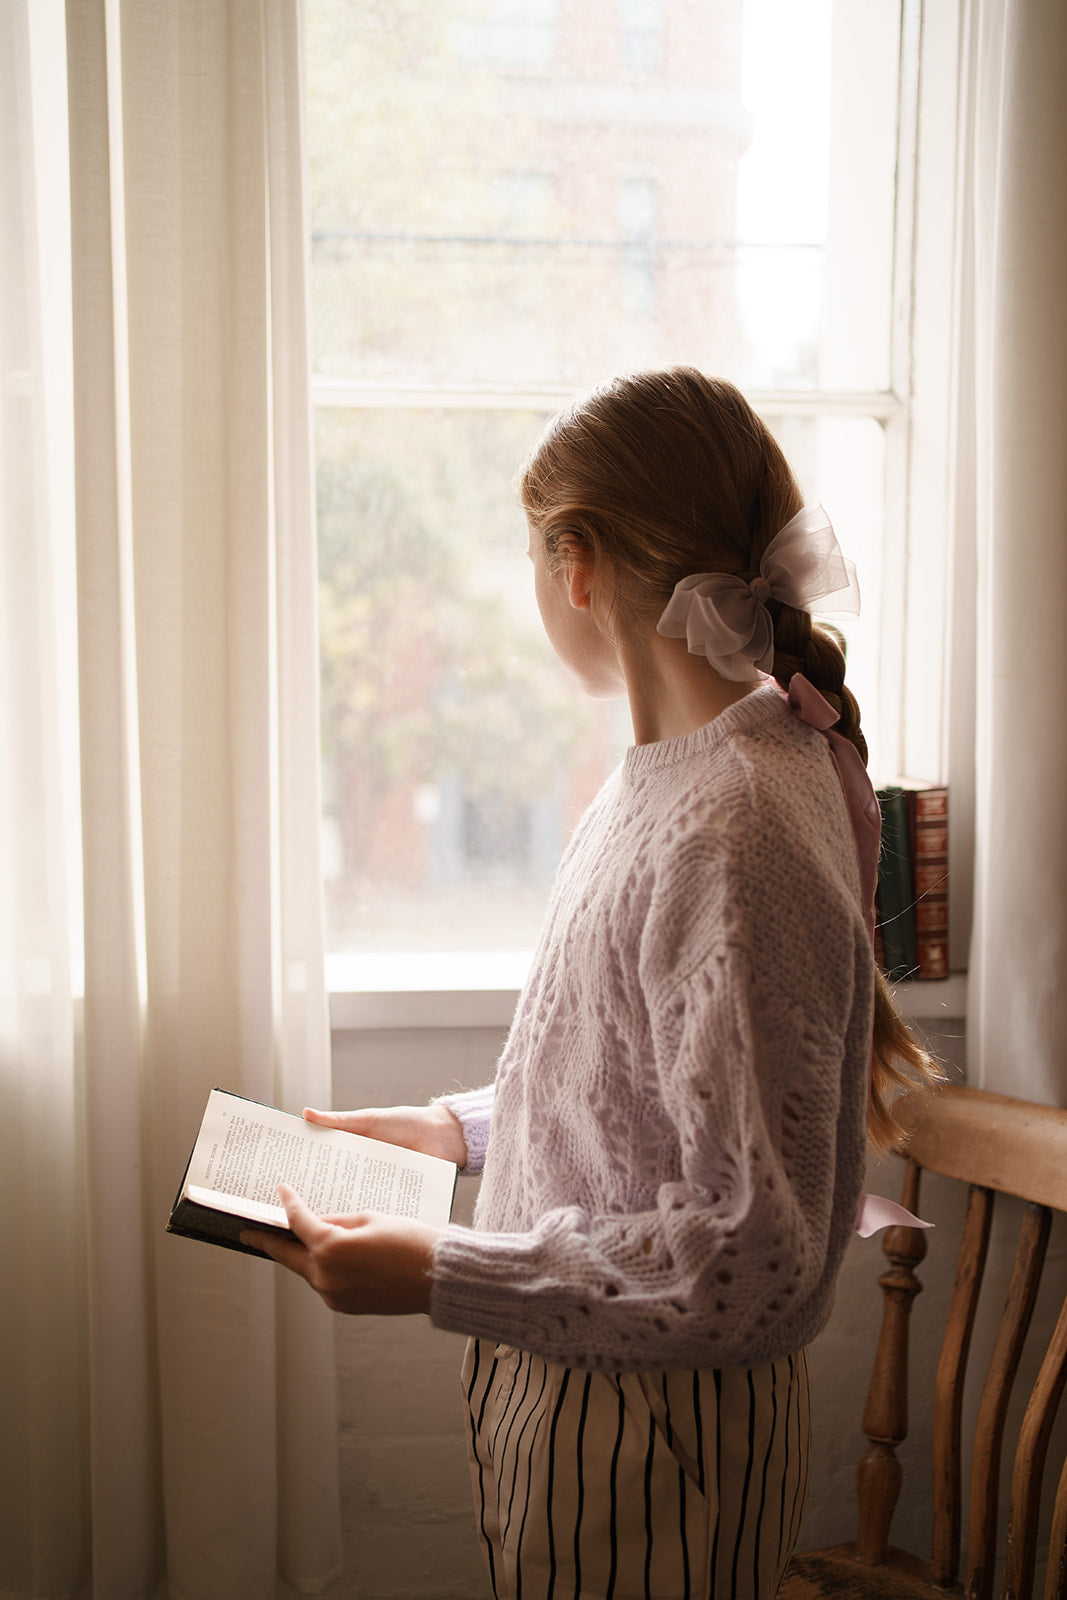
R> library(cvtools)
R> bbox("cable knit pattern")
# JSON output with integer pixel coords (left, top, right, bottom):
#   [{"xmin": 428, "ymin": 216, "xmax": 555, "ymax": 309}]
[{"xmin": 433, "ymin": 686, "xmax": 874, "ymax": 1371}]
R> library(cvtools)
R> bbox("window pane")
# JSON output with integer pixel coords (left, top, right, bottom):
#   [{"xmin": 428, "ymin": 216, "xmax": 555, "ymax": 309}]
[
  {"xmin": 308, "ymin": 0, "xmax": 900, "ymax": 393},
  {"xmin": 317, "ymin": 407, "xmax": 888, "ymax": 964},
  {"xmin": 317, "ymin": 406, "xmax": 630, "ymax": 960},
  {"xmin": 308, "ymin": 0, "xmax": 904, "ymax": 971}
]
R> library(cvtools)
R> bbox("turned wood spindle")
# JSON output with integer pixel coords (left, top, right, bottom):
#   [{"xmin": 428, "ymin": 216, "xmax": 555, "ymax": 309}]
[{"xmin": 856, "ymin": 1156, "xmax": 928, "ymax": 1566}]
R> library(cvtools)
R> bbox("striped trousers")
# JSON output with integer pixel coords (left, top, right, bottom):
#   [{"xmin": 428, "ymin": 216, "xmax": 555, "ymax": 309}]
[{"xmin": 461, "ymin": 1339, "xmax": 811, "ymax": 1600}]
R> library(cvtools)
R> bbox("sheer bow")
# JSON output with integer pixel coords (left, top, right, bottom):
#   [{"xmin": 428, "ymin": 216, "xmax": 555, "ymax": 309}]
[{"xmin": 656, "ymin": 504, "xmax": 861, "ymax": 681}]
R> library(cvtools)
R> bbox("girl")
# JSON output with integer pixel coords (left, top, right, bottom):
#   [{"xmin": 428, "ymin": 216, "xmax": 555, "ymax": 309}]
[{"xmin": 245, "ymin": 368, "xmax": 939, "ymax": 1599}]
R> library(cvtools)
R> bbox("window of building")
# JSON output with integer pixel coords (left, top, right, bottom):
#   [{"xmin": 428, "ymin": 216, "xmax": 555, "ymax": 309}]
[
  {"xmin": 450, "ymin": 0, "xmax": 559, "ymax": 73},
  {"xmin": 619, "ymin": 0, "xmax": 664, "ymax": 75},
  {"xmin": 309, "ymin": 0, "xmax": 956, "ymax": 993}
]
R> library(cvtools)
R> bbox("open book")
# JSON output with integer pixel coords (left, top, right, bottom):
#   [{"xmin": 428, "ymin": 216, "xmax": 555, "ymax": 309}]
[{"xmin": 167, "ymin": 1089, "xmax": 458, "ymax": 1258}]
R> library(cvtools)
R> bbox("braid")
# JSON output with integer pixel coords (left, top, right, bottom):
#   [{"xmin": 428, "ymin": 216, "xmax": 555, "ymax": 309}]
[
  {"xmin": 769, "ymin": 610, "xmax": 868, "ymax": 766},
  {"xmin": 770, "ymin": 603, "xmax": 943, "ymax": 1153}
]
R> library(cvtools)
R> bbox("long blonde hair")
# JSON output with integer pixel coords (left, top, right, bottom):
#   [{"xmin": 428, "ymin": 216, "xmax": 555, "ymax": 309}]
[{"xmin": 518, "ymin": 367, "xmax": 942, "ymax": 1151}]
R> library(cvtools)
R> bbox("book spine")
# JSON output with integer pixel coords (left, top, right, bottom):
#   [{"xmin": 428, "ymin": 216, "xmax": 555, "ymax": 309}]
[
  {"xmin": 167, "ymin": 1195, "xmax": 293, "ymax": 1259},
  {"xmin": 876, "ymin": 787, "xmax": 919, "ymax": 982},
  {"xmin": 910, "ymin": 786, "xmax": 949, "ymax": 979}
]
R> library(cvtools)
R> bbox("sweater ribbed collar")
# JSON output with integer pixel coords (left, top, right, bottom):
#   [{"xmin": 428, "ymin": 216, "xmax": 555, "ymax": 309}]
[{"xmin": 622, "ymin": 682, "xmax": 785, "ymax": 781}]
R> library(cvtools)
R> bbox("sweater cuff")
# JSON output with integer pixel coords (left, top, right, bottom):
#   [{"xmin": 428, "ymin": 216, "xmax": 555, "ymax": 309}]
[
  {"xmin": 435, "ymin": 1084, "xmax": 495, "ymax": 1174},
  {"xmin": 430, "ymin": 1221, "xmax": 556, "ymax": 1349}
]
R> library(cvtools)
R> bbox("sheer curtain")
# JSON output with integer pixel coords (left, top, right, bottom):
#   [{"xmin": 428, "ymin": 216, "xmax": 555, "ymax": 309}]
[
  {"xmin": 1, "ymin": 2, "xmax": 342, "ymax": 1596},
  {"xmin": 952, "ymin": 0, "xmax": 1067, "ymax": 1105}
]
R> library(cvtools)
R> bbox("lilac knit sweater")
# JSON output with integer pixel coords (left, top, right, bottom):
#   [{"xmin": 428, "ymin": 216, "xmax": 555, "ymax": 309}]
[{"xmin": 432, "ymin": 685, "xmax": 874, "ymax": 1371}]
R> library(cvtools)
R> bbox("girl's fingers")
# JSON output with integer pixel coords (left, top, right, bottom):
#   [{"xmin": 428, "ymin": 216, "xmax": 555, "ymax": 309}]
[
  {"xmin": 303, "ymin": 1106, "xmax": 376, "ymax": 1135},
  {"xmin": 277, "ymin": 1183, "xmax": 332, "ymax": 1247},
  {"xmin": 241, "ymin": 1227, "xmax": 310, "ymax": 1275}
]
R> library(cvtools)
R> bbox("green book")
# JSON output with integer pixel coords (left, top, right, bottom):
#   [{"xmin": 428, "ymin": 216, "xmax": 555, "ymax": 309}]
[{"xmin": 876, "ymin": 787, "xmax": 919, "ymax": 983}]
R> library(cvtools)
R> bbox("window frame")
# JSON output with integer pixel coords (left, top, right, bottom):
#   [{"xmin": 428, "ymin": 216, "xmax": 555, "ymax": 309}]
[{"xmin": 315, "ymin": 0, "xmax": 970, "ymax": 1014}]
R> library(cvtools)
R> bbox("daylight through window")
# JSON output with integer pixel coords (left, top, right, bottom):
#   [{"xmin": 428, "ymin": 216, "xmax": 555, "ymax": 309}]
[{"xmin": 308, "ymin": 0, "xmax": 908, "ymax": 986}]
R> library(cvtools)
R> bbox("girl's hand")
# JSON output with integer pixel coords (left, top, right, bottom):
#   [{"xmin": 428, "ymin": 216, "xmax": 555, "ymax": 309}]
[
  {"xmin": 242, "ymin": 1184, "xmax": 439, "ymax": 1315},
  {"xmin": 302, "ymin": 1102, "xmax": 468, "ymax": 1167}
]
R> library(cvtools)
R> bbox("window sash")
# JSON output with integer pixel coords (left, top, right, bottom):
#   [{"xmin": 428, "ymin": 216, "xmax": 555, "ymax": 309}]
[{"xmin": 312, "ymin": 0, "xmax": 969, "ymax": 994}]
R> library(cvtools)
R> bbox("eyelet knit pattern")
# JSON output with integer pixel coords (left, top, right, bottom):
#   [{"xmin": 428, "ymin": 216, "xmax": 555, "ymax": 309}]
[{"xmin": 432, "ymin": 686, "xmax": 874, "ymax": 1371}]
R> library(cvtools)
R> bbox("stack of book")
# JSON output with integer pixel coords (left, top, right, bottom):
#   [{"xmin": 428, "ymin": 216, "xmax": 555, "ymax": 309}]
[{"xmin": 875, "ymin": 784, "xmax": 949, "ymax": 982}]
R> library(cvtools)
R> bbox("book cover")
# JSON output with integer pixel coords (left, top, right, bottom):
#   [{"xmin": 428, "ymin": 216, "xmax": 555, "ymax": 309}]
[
  {"xmin": 168, "ymin": 1089, "xmax": 457, "ymax": 1258},
  {"xmin": 876, "ymin": 786, "xmax": 919, "ymax": 983},
  {"xmin": 908, "ymin": 785, "xmax": 949, "ymax": 979}
]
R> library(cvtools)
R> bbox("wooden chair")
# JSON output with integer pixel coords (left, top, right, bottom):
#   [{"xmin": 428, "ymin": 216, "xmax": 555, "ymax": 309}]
[{"xmin": 781, "ymin": 1084, "xmax": 1067, "ymax": 1600}]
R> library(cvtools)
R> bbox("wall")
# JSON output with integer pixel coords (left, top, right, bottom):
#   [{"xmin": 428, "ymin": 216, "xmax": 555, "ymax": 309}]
[
  {"xmin": 302, "ymin": 1013, "xmax": 1066, "ymax": 1600},
  {"xmin": 325, "ymin": 1025, "xmax": 506, "ymax": 1600}
]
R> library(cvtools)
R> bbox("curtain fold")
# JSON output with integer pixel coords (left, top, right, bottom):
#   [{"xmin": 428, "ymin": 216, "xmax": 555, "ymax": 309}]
[
  {"xmin": 1, "ymin": 1, "xmax": 342, "ymax": 1595},
  {"xmin": 958, "ymin": 0, "xmax": 1067, "ymax": 1104},
  {"xmin": 0, "ymin": 2, "xmax": 88, "ymax": 1593}
]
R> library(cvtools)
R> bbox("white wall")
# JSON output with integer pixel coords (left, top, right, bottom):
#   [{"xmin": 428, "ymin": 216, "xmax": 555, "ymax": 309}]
[
  {"xmin": 326, "ymin": 1025, "xmax": 506, "ymax": 1600},
  {"xmin": 302, "ymin": 1015, "xmax": 1066, "ymax": 1600}
]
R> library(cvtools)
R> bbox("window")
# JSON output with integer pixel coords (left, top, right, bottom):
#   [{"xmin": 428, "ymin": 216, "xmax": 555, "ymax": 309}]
[
  {"xmin": 309, "ymin": 0, "xmax": 957, "ymax": 993},
  {"xmin": 450, "ymin": 0, "xmax": 558, "ymax": 73},
  {"xmin": 619, "ymin": 0, "xmax": 664, "ymax": 75}
]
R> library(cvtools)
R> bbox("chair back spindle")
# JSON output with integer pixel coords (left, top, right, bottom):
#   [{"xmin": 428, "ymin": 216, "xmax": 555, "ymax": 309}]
[
  {"xmin": 1005, "ymin": 1293, "xmax": 1067, "ymax": 1600},
  {"xmin": 932, "ymin": 1183, "xmax": 994, "ymax": 1587},
  {"xmin": 965, "ymin": 1202, "xmax": 1052, "ymax": 1600},
  {"xmin": 1044, "ymin": 1453, "xmax": 1067, "ymax": 1600},
  {"xmin": 856, "ymin": 1156, "xmax": 928, "ymax": 1565}
]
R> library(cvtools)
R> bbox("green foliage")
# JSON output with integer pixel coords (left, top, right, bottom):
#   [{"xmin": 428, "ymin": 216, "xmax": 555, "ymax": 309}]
[
  {"xmin": 316, "ymin": 410, "xmax": 591, "ymax": 873},
  {"xmin": 306, "ymin": 2, "xmax": 617, "ymax": 888}
]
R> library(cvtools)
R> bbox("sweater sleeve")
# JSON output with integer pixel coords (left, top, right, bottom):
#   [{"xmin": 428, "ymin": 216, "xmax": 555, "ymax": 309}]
[
  {"xmin": 435, "ymin": 1084, "xmax": 495, "ymax": 1175},
  {"xmin": 430, "ymin": 796, "xmax": 872, "ymax": 1370}
]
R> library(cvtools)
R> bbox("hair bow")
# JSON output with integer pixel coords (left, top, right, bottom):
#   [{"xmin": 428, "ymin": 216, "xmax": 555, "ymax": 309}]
[{"xmin": 656, "ymin": 504, "xmax": 861, "ymax": 681}]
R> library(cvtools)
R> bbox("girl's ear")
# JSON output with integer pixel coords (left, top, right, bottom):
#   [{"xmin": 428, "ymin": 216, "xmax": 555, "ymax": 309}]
[
  {"xmin": 563, "ymin": 557, "xmax": 593, "ymax": 611},
  {"xmin": 556, "ymin": 536, "xmax": 595, "ymax": 611}
]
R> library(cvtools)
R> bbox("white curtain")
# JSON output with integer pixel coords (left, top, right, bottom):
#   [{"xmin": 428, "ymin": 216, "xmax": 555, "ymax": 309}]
[
  {"xmin": 953, "ymin": 0, "xmax": 1067, "ymax": 1105},
  {"xmin": 0, "ymin": 2, "xmax": 342, "ymax": 1596}
]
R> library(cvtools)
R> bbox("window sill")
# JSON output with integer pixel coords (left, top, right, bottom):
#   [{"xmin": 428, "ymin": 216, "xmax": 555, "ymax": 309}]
[
  {"xmin": 327, "ymin": 961, "xmax": 968, "ymax": 1033},
  {"xmin": 889, "ymin": 971, "xmax": 968, "ymax": 1023},
  {"xmin": 327, "ymin": 950, "xmax": 530, "ymax": 1031}
]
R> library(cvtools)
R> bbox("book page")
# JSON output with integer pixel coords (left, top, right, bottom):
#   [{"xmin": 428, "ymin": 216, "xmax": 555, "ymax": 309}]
[
  {"xmin": 186, "ymin": 1185, "xmax": 290, "ymax": 1229},
  {"xmin": 183, "ymin": 1090, "xmax": 455, "ymax": 1227}
]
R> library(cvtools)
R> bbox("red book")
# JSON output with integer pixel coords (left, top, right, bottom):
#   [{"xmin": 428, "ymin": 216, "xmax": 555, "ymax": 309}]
[{"xmin": 906, "ymin": 787, "xmax": 949, "ymax": 979}]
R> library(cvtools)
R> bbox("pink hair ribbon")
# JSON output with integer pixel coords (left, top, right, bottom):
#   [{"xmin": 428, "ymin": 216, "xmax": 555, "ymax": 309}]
[
  {"xmin": 854, "ymin": 1193, "xmax": 934, "ymax": 1238},
  {"xmin": 781, "ymin": 672, "xmax": 931, "ymax": 1240},
  {"xmin": 782, "ymin": 672, "xmax": 880, "ymax": 947}
]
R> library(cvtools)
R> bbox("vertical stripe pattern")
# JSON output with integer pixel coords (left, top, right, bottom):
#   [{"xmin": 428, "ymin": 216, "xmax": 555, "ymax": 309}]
[{"xmin": 461, "ymin": 1340, "xmax": 811, "ymax": 1600}]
